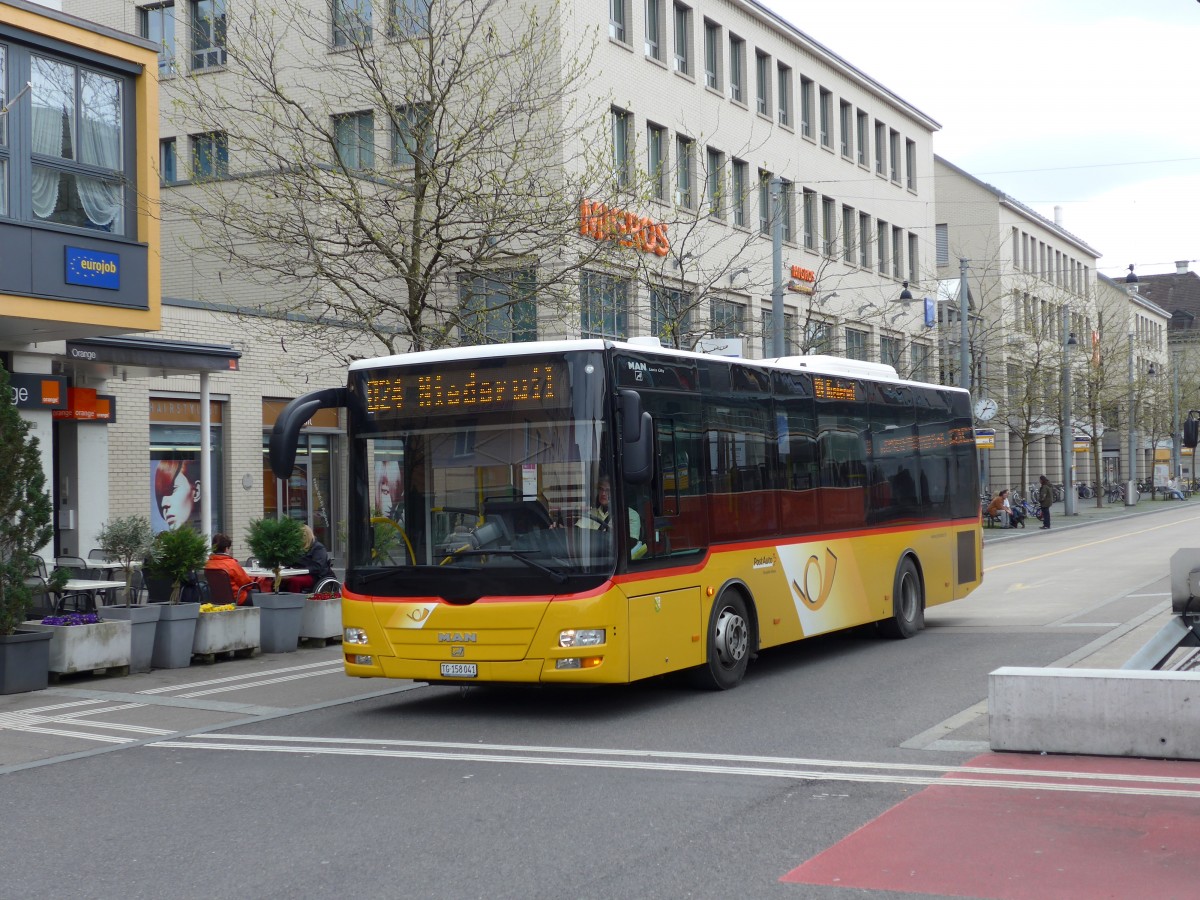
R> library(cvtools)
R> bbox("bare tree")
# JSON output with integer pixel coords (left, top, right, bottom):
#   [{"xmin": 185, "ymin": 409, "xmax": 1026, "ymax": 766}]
[{"xmin": 162, "ymin": 0, "xmax": 629, "ymax": 361}]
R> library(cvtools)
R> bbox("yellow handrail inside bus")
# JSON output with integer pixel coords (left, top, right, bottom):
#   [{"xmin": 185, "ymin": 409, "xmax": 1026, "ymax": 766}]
[{"xmin": 370, "ymin": 516, "xmax": 415, "ymax": 563}]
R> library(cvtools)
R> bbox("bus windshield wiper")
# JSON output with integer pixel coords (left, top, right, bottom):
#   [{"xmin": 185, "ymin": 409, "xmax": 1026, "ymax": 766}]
[
  {"xmin": 438, "ymin": 549, "xmax": 569, "ymax": 584},
  {"xmin": 357, "ymin": 566, "xmax": 410, "ymax": 585}
]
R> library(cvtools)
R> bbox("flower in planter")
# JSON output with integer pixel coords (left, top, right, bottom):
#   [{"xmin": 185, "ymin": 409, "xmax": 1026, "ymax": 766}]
[
  {"xmin": 305, "ymin": 591, "xmax": 341, "ymax": 601},
  {"xmin": 40, "ymin": 613, "xmax": 101, "ymax": 626},
  {"xmin": 199, "ymin": 603, "xmax": 236, "ymax": 613}
]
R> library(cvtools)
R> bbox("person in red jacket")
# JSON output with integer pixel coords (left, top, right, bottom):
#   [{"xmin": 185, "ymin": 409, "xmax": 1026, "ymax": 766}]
[{"xmin": 205, "ymin": 533, "xmax": 257, "ymax": 604}]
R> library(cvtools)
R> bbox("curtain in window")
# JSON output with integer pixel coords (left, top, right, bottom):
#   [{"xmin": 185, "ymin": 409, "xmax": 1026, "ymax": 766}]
[
  {"xmin": 31, "ymin": 57, "xmax": 75, "ymax": 219},
  {"xmin": 77, "ymin": 72, "xmax": 124, "ymax": 231}
]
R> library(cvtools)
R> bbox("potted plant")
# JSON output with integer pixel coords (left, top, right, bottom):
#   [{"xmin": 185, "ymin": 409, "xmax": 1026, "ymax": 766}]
[
  {"xmin": 95, "ymin": 515, "xmax": 159, "ymax": 673},
  {"xmin": 24, "ymin": 610, "xmax": 131, "ymax": 677},
  {"xmin": 300, "ymin": 586, "xmax": 343, "ymax": 643},
  {"xmin": 192, "ymin": 599, "xmax": 259, "ymax": 661},
  {"xmin": 245, "ymin": 517, "xmax": 306, "ymax": 653},
  {"xmin": 144, "ymin": 526, "xmax": 209, "ymax": 668},
  {"xmin": 0, "ymin": 365, "xmax": 57, "ymax": 693}
]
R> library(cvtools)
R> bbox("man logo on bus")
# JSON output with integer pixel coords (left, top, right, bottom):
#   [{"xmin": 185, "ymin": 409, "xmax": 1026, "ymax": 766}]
[{"xmin": 792, "ymin": 548, "xmax": 838, "ymax": 611}]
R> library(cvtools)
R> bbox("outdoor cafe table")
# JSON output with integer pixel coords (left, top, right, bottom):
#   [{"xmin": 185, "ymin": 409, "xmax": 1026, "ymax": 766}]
[
  {"xmin": 81, "ymin": 560, "xmax": 141, "ymax": 580},
  {"xmin": 56, "ymin": 578, "xmax": 120, "ymax": 612},
  {"xmin": 244, "ymin": 566, "xmax": 308, "ymax": 593}
]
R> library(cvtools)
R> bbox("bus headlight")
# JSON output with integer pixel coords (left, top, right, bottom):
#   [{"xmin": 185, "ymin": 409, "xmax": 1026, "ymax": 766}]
[
  {"xmin": 344, "ymin": 627, "xmax": 369, "ymax": 644},
  {"xmin": 559, "ymin": 628, "xmax": 605, "ymax": 648}
]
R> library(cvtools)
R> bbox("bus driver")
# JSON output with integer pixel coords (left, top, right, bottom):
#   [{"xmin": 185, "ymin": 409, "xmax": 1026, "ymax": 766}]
[{"xmin": 576, "ymin": 474, "xmax": 646, "ymax": 559}]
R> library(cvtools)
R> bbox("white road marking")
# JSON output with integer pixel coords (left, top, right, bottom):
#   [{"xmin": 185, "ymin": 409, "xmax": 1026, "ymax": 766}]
[{"xmin": 150, "ymin": 735, "xmax": 1200, "ymax": 799}]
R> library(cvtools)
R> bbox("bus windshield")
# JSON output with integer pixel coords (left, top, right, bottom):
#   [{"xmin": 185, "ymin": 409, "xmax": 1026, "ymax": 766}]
[{"xmin": 347, "ymin": 350, "xmax": 621, "ymax": 599}]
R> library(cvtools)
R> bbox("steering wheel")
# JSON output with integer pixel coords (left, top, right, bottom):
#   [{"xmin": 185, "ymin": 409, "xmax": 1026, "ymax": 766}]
[{"xmin": 370, "ymin": 516, "xmax": 415, "ymax": 565}]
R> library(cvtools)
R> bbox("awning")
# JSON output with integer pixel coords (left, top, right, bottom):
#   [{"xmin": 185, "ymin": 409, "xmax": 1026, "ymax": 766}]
[{"xmin": 61, "ymin": 336, "xmax": 241, "ymax": 379}]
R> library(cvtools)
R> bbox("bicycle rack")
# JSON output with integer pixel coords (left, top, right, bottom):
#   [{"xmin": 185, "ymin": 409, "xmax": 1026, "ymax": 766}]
[{"xmin": 1123, "ymin": 548, "xmax": 1200, "ymax": 670}]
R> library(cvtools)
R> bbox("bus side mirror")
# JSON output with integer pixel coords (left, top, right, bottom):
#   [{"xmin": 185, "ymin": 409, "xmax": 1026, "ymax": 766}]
[
  {"xmin": 1185, "ymin": 412, "xmax": 1200, "ymax": 450},
  {"xmin": 269, "ymin": 387, "xmax": 349, "ymax": 479},
  {"xmin": 619, "ymin": 390, "xmax": 653, "ymax": 484}
]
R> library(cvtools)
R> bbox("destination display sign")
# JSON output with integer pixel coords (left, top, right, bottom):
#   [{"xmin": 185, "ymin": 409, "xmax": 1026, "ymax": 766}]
[
  {"xmin": 361, "ymin": 358, "xmax": 567, "ymax": 419},
  {"xmin": 813, "ymin": 376, "xmax": 859, "ymax": 402}
]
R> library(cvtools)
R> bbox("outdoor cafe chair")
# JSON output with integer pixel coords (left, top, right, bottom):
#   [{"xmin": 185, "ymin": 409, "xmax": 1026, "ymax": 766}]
[
  {"xmin": 204, "ymin": 568, "xmax": 260, "ymax": 606},
  {"xmin": 314, "ymin": 577, "xmax": 341, "ymax": 594},
  {"xmin": 88, "ymin": 549, "xmax": 114, "ymax": 562}
]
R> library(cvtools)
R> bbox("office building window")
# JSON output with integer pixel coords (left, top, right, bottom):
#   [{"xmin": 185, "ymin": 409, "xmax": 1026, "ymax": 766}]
[
  {"xmin": 138, "ymin": 3, "xmax": 176, "ymax": 76},
  {"xmin": 839, "ymin": 100, "xmax": 852, "ymax": 158},
  {"xmin": 777, "ymin": 64, "xmax": 792, "ymax": 127},
  {"xmin": 780, "ymin": 178, "xmax": 793, "ymax": 242},
  {"xmin": 821, "ymin": 195, "xmax": 835, "ymax": 256},
  {"xmin": 819, "ymin": 88, "xmax": 832, "ymax": 148},
  {"xmin": 190, "ymin": 0, "xmax": 226, "ymax": 70},
  {"xmin": 730, "ymin": 159, "xmax": 748, "ymax": 227},
  {"xmin": 611, "ymin": 107, "xmax": 632, "ymax": 190},
  {"xmin": 191, "ymin": 130, "xmax": 228, "ymax": 180},
  {"xmin": 877, "ymin": 220, "xmax": 888, "ymax": 273},
  {"xmin": 908, "ymin": 232, "xmax": 919, "ymax": 283},
  {"xmin": 610, "ymin": 0, "xmax": 629, "ymax": 43},
  {"xmin": 858, "ymin": 212, "xmax": 870, "ymax": 268},
  {"xmin": 799, "ymin": 76, "xmax": 813, "ymax": 139},
  {"xmin": 761, "ymin": 310, "xmax": 795, "ymax": 356},
  {"xmin": 645, "ymin": 0, "xmax": 663, "ymax": 59},
  {"xmin": 706, "ymin": 147, "xmax": 725, "ymax": 218},
  {"xmin": 889, "ymin": 129, "xmax": 900, "ymax": 182},
  {"xmin": 728, "ymin": 35, "xmax": 745, "ymax": 102},
  {"xmin": 802, "ymin": 188, "xmax": 816, "ymax": 251},
  {"xmin": 755, "ymin": 51, "xmax": 770, "ymax": 116},
  {"xmin": 580, "ymin": 271, "xmax": 628, "ymax": 339},
  {"xmin": 647, "ymin": 123, "xmax": 667, "ymax": 201},
  {"xmin": 703, "ymin": 20, "xmax": 721, "ymax": 89},
  {"xmin": 856, "ymin": 109, "xmax": 867, "ymax": 166},
  {"xmin": 936, "ymin": 223, "xmax": 949, "ymax": 266},
  {"xmin": 892, "ymin": 225, "xmax": 903, "ymax": 278},
  {"xmin": 390, "ymin": 0, "xmax": 431, "ymax": 37},
  {"xmin": 459, "ymin": 268, "xmax": 537, "ymax": 343},
  {"xmin": 160, "ymin": 138, "xmax": 177, "ymax": 184},
  {"xmin": 651, "ymin": 285, "xmax": 693, "ymax": 343},
  {"xmin": 758, "ymin": 170, "xmax": 771, "ymax": 235},
  {"xmin": 676, "ymin": 135, "xmax": 694, "ymax": 208},
  {"xmin": 845, "ymin": 327, "xmax": 868, "ymax": 361},
  {"xmin": 333, "ymin": 111, "xmax": 374, "ymax": 169},
  {"xmin": 712, "ymin": 298, "xmax": 744, "ymax": 338},
  {"xmin": 880, "ymin": 335, "xmax": 902, "ymax": 368},
  {"xmin": 905, "ymin": 138, "xmax": 917, "ymax": 190},
  {"xmin": 333, "ymin": 0, "xmax": 372, "ymax": 46},
  {"xmin": 842, "ymin": 205, "xmax": 854, "ymax": 263},
  {"xmin": 673, "ymin": 3, "xmax": 692, "ymax": 75},
  {"xmin": 392, "ymin": 103, "xmax": 431, "ymax": 166},
  {"xmin": 874, "ymin": 120, "xmax": 885, "ymax": 175}
]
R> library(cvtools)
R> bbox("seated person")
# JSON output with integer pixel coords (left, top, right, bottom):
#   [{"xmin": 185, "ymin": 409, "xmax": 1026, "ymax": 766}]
[
  {"xmin": 986, "ymin": 490, "xmax": 1011, "ymax": 528},
  {"xmin": 1166, "ymin": 477, "xmax": 1186, "ymax": 501},
  {"xmin": 205, "ymin": 533, "xmax": 258, "ymax": 604},
  {"xmin": 576, "ymin": 475, "xmax": 646, "ymax": 559},
  {"xmin": 282, "ymin": 525, "xmax": 335, "ymax": 593}
]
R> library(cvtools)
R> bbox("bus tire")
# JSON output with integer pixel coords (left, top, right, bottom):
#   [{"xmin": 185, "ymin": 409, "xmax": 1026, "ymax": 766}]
[
  {"xmin": 691, "ymin": 590, "xmax": 752, "ymax": 690},
  {"xmin": 879, "ymin": 556, "xmax": 923, "ymax": 639}
]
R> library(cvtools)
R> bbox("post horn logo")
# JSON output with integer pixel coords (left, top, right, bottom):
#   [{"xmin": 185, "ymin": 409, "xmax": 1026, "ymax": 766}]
[
  {"xmin": 792, "ymin": 548, "xmax": 838, "ymax": 611},
  {"xmin": 407, "ymin": 607, "xmax": 431, "ymax": 623}
]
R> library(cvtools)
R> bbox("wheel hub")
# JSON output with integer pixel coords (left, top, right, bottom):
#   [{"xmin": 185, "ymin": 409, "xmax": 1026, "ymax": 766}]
[{"xmin": 714, "ymin": 606, "xmax": 748, "ymax": 667}]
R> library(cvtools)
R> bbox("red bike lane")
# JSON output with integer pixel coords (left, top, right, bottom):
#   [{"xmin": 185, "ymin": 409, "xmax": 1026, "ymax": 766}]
[{"xmin": 782, "ymin": 752, "xmax": 1200, "ymax": 899}]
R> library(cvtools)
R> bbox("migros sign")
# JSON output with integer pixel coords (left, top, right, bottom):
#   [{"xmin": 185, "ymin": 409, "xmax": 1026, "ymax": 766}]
[{"xmin": 579, "ymin": 200, "xmax": 670, "ymax": 256}]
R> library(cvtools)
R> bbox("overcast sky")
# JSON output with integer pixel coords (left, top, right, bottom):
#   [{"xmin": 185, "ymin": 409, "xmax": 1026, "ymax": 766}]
[{"xmin": 771, "ymin": 0, "xmax": 1200, "ymax": 277}]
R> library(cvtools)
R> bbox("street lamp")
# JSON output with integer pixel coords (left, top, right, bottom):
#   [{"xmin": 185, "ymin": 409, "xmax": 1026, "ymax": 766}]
[
  {"xmin": 958, "ymin": 258, "xmax": 970, "ymax": 392},
  {"xmin": 1172, "ymin": 348, "xmax": 1181, "ymax": 480},
  {"xmin": 1062, "ymin": 307, "xmax": 1077, "ymax": 516}
]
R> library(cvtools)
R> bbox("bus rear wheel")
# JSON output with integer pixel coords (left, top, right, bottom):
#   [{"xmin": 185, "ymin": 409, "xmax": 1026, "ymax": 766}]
[
  {"xmin": 691, "ymin": 591, "xmax": 752, "ymax": 690},
  {"xmin": 880, "ymin": 557, "xmax": 923, "ymax": 639}
]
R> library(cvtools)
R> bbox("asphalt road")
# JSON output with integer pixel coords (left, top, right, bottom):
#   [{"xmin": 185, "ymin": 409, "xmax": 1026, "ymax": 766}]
[{"xmin": 4, "ymin": 506, "xmax": 1200, "ymax": 899}]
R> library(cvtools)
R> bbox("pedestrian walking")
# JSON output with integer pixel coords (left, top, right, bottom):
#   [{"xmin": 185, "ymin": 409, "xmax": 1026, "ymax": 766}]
[{"xmin": 1037, "ymin": 474, "xmax": 1053, "ymax": 529}]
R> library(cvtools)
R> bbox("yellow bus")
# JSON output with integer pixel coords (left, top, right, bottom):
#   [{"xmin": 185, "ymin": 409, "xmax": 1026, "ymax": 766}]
[{"xmin": 270, "ymin": 339, "xmax": 982, "ymax": 689}]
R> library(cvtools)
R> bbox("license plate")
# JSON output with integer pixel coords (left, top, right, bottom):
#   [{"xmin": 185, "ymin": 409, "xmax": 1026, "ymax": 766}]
[{"xmin": 440, "ymin": 663, "xmax": 477, "ymax": 678}]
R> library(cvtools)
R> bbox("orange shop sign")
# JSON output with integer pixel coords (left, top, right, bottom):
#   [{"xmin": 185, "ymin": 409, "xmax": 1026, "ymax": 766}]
[
  {"xmin": 579, "ymin": 200, "xmax": 670, "ymax": 256},
  {"xmin": 52, "ymin": 387, "xmax": 97, "ymax": 421},
  {"xmin": 788, "ymin": 265, "xmax": 816, "ymax": 294}
]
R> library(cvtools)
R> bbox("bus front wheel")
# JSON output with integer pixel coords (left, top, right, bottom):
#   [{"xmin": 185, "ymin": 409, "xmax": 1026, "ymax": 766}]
[
  {"xmin": 691, "ymin": 590, "xmax": 752, "ymax": 690},
  {"xmin": 880, "ymin": 556, "xmax": 924, "ymax": 639}
]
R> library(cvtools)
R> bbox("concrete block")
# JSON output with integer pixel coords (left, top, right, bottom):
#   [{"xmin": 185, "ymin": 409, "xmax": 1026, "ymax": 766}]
[{"xmin": 989, "ymin": 666, "xmax": 1200, "ymax": 760}]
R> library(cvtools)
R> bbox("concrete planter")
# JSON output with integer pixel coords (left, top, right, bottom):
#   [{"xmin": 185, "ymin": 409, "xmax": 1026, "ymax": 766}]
[
  {"xmin": 300, "ymin": 596, "xmax": 342, "ymax": 641},
  {"xmin": 152, "ymin": 603, "xmax": 201, "ymax": 669},
  {"xmin": 0, "ymin": 630, "xmax": 53, "ymax": 694},
  {"xmin": 24, "ymin": 619, "xmax": 131, "ymax": 674},
  {"xmin": 257, "ymin": 592, "xmax": 305, "ymax": 653},
  {"xmin": 103, "ymin": 604, "xmax": 162, "ymax": 673},
  {"xmin": 193, "ymin": 606, "xmax": 259, "ymax": 656}
]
